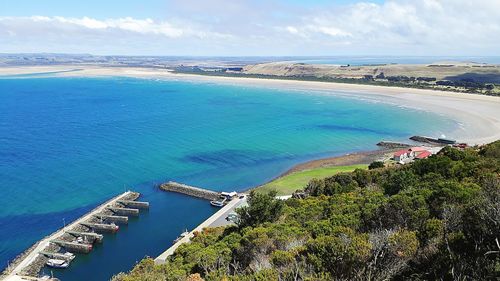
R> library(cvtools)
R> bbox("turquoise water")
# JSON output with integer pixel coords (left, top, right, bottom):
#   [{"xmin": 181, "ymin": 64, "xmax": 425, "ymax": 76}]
[{"xmin": 0, "ymin": 76, "xmax": 456, "ymax": 280}]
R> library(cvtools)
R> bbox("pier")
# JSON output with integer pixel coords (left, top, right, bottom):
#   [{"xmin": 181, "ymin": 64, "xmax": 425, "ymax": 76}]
[
  {"xmin": 51, "ymin": 240, "xmax": 92, "ymax": 254},
  {"xmin": 94, "ymin": 214, "xmax": 129, "ymax": 224},
  {"xmin": 2, "ymin": 191, "xmax": 149, "ymax": 281},
  {"xmin": 80, "ymin": 222, "xmax": 120, "ymax": 233},
  {"xmin": 160, "ymin": 181, "xmax": 220, "ymax": 201},
  {"xmin": 39, "ymin": 251, "xmax": 74, "ymax": 261},
  {"xmin": 377, "ymin": 141, "xmax": 413, "ymax": 148},
  {"xmin": 118, "ymin": 200, "xmax": 150, "ymax": 209},
  {"xmin": 65, "ymin": 231, "xmax": 103, "ymax": 243},
  {"xmin": 107, "ymin": 207, "xmax": 140, "ymax": 216}
]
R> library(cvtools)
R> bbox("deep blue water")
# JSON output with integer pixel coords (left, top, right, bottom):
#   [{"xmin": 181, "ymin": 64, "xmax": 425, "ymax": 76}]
[{"xmin": 0, "ymin": 76, "xmax": 457, "ymax": 280}]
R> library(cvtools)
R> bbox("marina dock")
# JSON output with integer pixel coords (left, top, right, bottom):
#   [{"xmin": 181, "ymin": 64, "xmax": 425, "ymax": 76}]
[
  {"xmin": 65, "ymin": 231, "xmax": 103, "ymax": 243},
  {"xmin": 93, "ymin": 214, "xmax": 129, "ymax": 224},
  {"xmin": 155, "ymin": 195, "xmax": 247, "ymax": 264},
  {"xmin": 160, "ymin": 181, "xmax": 220, "ymax": 201},
  {"xmin": 1, "ymin": 191, "xmax": 148, "ymax": 281}
]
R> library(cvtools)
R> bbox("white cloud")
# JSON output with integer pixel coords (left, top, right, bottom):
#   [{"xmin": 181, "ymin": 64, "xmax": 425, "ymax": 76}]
[
  {"xmin": 286, "ymin": 26, "xmax": 299, "ymax": 34},
  {"xmin": 0, "ymin": 16, "xmax": 228, "ymax": 39},
  {"xmin": 0, "ymin": 0, "xmax": 499, "ymax": 55}
]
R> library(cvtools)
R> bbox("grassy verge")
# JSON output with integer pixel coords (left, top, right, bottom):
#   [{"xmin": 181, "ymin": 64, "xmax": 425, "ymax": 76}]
[{"xmin": 254, "ymin": 164, "xmax": 368, "ymax": 196}]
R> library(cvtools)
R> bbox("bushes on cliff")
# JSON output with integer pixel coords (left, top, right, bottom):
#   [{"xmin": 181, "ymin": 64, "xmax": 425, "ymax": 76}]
[{"xmin": 113, "ymin": 141, "xmax": 500, "ymax": 281}]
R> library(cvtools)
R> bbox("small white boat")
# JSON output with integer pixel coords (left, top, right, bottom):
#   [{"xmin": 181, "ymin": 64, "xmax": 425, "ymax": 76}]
[
  {"xmin": 62, "ymin": 251, "xmax": 75, "ymax": 261},
  {"xmin": 210, "ymin": 201, "xmax": 223, "ymax": 207},
  {"xmin": 46, "ymin": 258, "xmax": 70, "ymax": 269},
  {"xmin": 173, "ymin": 230, "xmax": 189, "ymax": 243}
]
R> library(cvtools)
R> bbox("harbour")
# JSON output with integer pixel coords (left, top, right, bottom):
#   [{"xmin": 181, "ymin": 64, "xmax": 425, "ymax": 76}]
[
  {"xmin": 1, "ymin": 192, "xmax": 149, "ymax": 281},
  {"xmin": 0, "ymin": 76, "xmax": 471, "ymax": 280}
]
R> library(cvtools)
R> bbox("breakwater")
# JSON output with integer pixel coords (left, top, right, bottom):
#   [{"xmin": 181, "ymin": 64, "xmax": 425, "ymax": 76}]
[
  {"xmin": 377, "ymin": 141, "xmax": 413, "ymax": 148},
  {"xmin": 160, "ymin": 181, "xmax": 220, "ymax": 201},
  {"xmin": 1, "ymin": 191, "xmax": 148, "ymax": 281}
]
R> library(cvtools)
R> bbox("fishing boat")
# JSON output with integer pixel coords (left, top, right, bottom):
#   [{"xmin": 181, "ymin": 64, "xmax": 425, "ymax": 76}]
[
  {"xmin": 210, "ymin": 200, "xmax": 224, "ymax": 207},
  {"xmin": 62, "ymin": 251, "xmax": 75, "ymax": 261},
  {"xmin": 173, "ymin": 230, "xmax": 189, "ymax": 243},
  {"xmin": 46, "ymin": 258, "xmax": 70, "ymax": 269}
]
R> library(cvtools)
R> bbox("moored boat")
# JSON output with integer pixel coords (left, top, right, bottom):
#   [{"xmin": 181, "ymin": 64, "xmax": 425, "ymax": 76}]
[
  {"xmin": 173, "ymin": 230, "xmax": 189, "ymax": 243},
  {"xmin": 210, "ymin": 200, "xmax": 224, "ymax": 207},
  {"xmin": 62, "ymin": 251, "xmax": 75, "ymax": 261},
  {"xmin": 46, "ymin": 258, "xmax": 70, "ymax": 269}
]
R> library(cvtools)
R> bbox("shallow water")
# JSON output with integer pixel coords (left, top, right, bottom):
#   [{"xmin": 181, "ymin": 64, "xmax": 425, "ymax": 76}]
[{"xmin": 0, "ymin": 76, "xmax": 457, "ymax": 280}]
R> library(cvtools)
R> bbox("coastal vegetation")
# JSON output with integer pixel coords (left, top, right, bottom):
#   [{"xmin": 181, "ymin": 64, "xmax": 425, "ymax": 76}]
[
  {"xmin": 173, "ymin": 64, "xmax": 500, "ymax": 96},
  {"xmin": 254, "ymin": 164, "xmax": 367, "ymax": 196},
  {"xmin": 114, "ymin": 141, "xmax": 500, "ymax": 281}
]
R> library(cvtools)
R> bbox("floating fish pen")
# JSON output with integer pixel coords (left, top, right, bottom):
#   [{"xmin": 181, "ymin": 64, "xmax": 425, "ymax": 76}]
[{"xmin": 2, "ymin": 191, "xmax": 149, "ymax": 280}]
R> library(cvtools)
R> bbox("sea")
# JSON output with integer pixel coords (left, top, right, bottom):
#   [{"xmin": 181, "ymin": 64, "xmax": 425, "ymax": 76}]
[{"xmin": 0, "ymin": 75, "xmax": 458, "ymax": 280}]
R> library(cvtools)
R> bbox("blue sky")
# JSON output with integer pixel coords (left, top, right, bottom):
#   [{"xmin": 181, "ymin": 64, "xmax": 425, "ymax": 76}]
[
  {"xmin": 0, "ymin": 0, "xmax": 498, "ymax": 56},
  {"xmin": 1, "ymin": 1, "xmax": 384, "ymax": 17}
]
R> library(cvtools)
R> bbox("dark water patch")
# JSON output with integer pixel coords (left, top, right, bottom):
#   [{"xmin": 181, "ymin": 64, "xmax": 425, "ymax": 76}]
[
  {"xmin": 182, "ymin": 149, "xmax": 295, "ymax": 169},
  {"xmin": 316, "ymin": 124, "xmax": 408, "ymax": 137},
  {"xmin": 293, "ymin": 108, "xmax": 358, "ymax": 117}
]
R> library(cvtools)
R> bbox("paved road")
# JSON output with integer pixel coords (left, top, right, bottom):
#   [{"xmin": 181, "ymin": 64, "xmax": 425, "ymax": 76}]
[{"xmin": 209, "ymin": 196, "xmax": 248, "ymax": 227}]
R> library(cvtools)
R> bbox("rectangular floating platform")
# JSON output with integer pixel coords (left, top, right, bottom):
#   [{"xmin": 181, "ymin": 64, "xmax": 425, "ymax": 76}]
[
  {"xmin": 118, "ymin": 200, "xmax": 150, "ymax": 209},
  {"xmin": 39, "ymin": 251, "xmax": 75, "ymax": 261},
  {"xmin": 94, "ymin": 214, "xmax": 129, "ymax": 224},
  {"xmin": 160, "ymin": 181, "xmax": 220, "ymax": 201},
  {"xmin": 80, "ymin": 222, "xmax": 120, "ymax": 233},
  {"xmin": 65, "ymin": 230, "xmax": 104, "ymax": 243},
  {"xmin": 51, "ymin": 240, "xmax": 92, "ymax": 254},
  {"xmin": 106, "ymin": 207, "xmax": 140, "ymax": 216}
]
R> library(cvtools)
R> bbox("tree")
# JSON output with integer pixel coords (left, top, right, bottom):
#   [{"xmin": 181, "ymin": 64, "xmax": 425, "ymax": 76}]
[
  {"xmin": 369, "ymin": 161, "xmax": 385, "ymax": 170},
  {"xmin": 382, "ymin": 169, "xmax": 417, "ymax": 195},
  {"xmin": 305, "ymin": 178, "xmax": 325, "ymax": 196},
  {"xmin": 236, "ymin": 191, "xmax": 284, "ymax": 228}
]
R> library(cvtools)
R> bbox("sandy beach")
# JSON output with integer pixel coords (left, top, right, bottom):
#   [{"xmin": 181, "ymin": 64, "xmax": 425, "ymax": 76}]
[{"xmin": 2, "ymin": 65, "xmax": 500, "ymax": 145}]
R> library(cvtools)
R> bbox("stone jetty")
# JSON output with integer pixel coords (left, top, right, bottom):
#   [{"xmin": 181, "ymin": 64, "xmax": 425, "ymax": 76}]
[{"xmin": 160, "ymin": 181, "xmax": 220, "ymax": 201}]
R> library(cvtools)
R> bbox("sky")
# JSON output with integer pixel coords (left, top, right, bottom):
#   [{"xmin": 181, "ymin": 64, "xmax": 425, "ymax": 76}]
[{"xmin": 0, "ymin": 0, "xmax": 499, "ymax": 56}]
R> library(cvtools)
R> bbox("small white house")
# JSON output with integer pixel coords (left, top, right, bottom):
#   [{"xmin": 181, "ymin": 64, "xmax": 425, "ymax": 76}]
[{"xmin": 393, "ymin": 149, "xmax": 415, "ymax": 162}]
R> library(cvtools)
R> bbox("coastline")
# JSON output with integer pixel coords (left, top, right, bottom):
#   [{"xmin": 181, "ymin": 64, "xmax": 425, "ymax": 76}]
[
  {"xmin": 1, "ymin": 65, "xmax": 500, "ymax": 145},
  {"xmin": 249, "ymin": 148, "xmax": 396, "ymax": 194}
]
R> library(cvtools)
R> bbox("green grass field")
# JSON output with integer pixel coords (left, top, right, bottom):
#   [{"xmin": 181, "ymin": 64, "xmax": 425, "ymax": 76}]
[{"xmin": 254, "ymin": 164, "xmax": 368, "ymax": 196}]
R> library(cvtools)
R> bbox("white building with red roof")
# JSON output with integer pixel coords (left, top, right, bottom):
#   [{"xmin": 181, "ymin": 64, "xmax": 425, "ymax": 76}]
[{"xmin": 393, "ymin": 147, "xmax": 433, "ymax": 163}]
